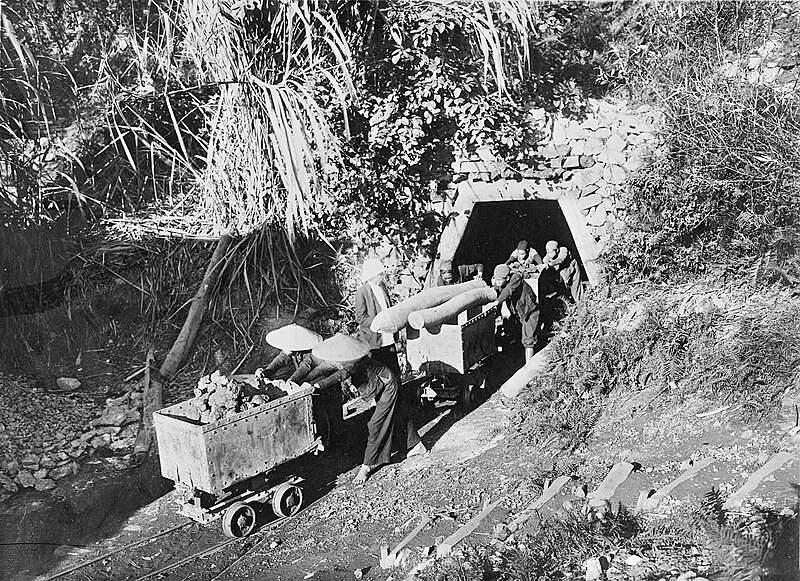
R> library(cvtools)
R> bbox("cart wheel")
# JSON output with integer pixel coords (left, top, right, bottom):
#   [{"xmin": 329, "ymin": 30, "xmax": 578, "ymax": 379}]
[
  {"xmin": 460, "ymin": 383, "xmax": 472, "ymax": 412},
  {"xmin": 271, "ymin": 482, "xmax": 303, "ymax": 518},
  {"xmin": 222, "ymin": 501, "xmax": 257, "ymax": 538}
]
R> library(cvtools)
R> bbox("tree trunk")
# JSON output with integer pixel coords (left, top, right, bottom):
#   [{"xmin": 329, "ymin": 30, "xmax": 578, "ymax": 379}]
[
  {"xmin": 134, "ymin": 234, "xmax": 232, "ymax": 457},
  {"xmin": 160, "ymin": 233, "xmax": 232, "ymax": 379}
]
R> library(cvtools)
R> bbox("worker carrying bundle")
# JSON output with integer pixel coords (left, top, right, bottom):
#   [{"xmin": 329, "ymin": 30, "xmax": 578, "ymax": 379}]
[{"xmin": 407, "ymin": 286, "xmax": 497, "ymax": 330}]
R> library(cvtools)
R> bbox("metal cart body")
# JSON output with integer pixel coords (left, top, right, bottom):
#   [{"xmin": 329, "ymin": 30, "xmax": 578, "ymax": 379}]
[
  {"xmin": 154, "ymin": 381, "xmax": 322, "ymax": 536},
  {"xmin": 404, "ymin": 303, "xmax": 497, "ymax": 409}
]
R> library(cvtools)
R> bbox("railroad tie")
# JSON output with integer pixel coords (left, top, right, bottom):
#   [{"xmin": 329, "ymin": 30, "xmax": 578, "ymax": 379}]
[
  {"xmin": 587, "ymin": 462, "xmax": 635, "ymax": 508},
  {"xmin": 640, "ymin": 458, "xmax": 714, "ymax": 512},
  {"xmin": 722, "ymin": 451, "xmax": 795, "ymax": 510}
]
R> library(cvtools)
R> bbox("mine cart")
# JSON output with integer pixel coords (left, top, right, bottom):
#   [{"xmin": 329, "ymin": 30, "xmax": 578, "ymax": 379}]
[
  {"xmin": 404, "ymin": 303, "xmax": 497, "ymax": 410},
  {"xmin": 154, "ymin": 379, "xmax": 322, "ymax": 538}
]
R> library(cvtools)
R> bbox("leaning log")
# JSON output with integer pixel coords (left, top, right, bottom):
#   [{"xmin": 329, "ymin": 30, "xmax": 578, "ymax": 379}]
[
  {"xmin": 408, "ymin": 287, "xmax": 497, "ymax": 330},
  {"xmin": 370, "ymin": 279, "xmax": 485, "ymax": 333},
  {"xmin": 160, "ymin": 233, "xmax": 232, "ymax": 379}
]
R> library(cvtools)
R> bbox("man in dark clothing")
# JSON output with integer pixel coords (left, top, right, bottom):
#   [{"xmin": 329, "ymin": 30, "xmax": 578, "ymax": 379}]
[
  {"xmin": 536, "ymin": 264, "xmax": 567, "ymax": 345},
  {"xmin": 345, "ymin": 357, "xmax": 425, "ymax": 484},
  {"xmin": 542, "ymin": 240, "xmax": 582, "ymax": 302},
  {"xmin": 491, "ymin": 264, "xmax": 540, "ymax": 363},
  {"xmin": 504, "ymin": 240, "xmax": 543, "ymax": 276},
  {"xmin": 435, "ymin": 259, "xmax": 484, "ymax": 286},
  {"xmin": 354, "ymin": 258, "xmax": 400, "ymax": 374}
]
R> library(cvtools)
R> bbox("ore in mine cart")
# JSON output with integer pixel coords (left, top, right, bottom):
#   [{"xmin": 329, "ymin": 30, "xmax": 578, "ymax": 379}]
[{"xmin": 154, "ymin": 372, "xmax": 322, "ymax": 538}]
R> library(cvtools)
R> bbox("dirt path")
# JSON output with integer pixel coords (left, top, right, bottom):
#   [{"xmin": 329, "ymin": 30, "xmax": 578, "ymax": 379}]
[{"xmin": 4, "ymin": 348, "xmax": 798, "ymax": 581}]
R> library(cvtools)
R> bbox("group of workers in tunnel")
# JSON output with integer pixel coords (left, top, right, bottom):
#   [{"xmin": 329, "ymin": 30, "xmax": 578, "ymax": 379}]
[
  {"xmin": 257, "ymin": 239, "xmax": 581, "ymax": 486},
  {"xmin": 436, "ymin": 238, "xmax": 582, "ymax": 363}
]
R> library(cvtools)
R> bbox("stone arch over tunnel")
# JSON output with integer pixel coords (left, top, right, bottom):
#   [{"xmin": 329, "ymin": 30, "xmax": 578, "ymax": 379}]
[
  {"xmin": 452, "ymin": 200, "xmax": 584, "ymax": 283},
  {"xmin": 433, "ymin": 180, "xmax": 601, "ymax": 287}
]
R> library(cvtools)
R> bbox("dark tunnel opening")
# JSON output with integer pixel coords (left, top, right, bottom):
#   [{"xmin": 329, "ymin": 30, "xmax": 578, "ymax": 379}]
[{"xmin": 452, "ymin": 200, "xmax": 586, "ymax": 283}]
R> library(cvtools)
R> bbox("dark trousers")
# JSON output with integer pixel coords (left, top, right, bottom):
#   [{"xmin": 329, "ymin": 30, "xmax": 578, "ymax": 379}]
[
  {"xmin": 363, "ymin": 376, "xmax": 421, "ymax": 467},
  {"xmin": 370, "ymin": 345, "xmax": 400, "ymax": 376}
]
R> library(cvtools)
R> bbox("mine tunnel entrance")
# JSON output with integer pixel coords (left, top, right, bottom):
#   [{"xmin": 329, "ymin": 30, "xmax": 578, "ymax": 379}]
[{"xmin": 452, "ymin": 200, "xmax": 586, "ymax": 284}]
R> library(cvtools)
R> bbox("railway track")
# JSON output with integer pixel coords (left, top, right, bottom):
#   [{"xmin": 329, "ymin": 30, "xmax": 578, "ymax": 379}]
[{"xmin": 44, "ymin": 495, "xmax": 327, "ymax": 581}]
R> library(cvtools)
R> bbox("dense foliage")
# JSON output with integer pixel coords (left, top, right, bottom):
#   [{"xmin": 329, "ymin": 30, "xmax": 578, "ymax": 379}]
[
  {"xmin": 602, "ymin": 1, "xmax": 800, "ymax": 283},
  {"xmin": 319, "ymin": 1, "xmax": 616, "ymax": 258}
]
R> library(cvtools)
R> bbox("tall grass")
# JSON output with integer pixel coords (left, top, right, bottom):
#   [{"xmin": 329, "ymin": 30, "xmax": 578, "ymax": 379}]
[{"xmin": 603, "ymin": 1, "xmax": 800, "ymax": 282}]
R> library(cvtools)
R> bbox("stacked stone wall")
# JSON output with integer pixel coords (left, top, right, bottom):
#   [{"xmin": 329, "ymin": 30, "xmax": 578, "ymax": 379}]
[{"xmin": 437, "ymin": 97, "xmax": 662, "ymax": 269}]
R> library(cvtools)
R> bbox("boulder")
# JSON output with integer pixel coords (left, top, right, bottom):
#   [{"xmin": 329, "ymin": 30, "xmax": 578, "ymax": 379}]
[
  {"xmin": 49, "ymin": 463, "xmax": 77, "ymax": 480},
  {"xmin": 594, "ymin": 127, "xmax": 612, "ymax": 139},
  {"xmin": 56, "ymin": 377, "xmax": 81, "ymax": 392},
  {"xmin": 608, "ymin": 164, "xmax": 627, "ymax": 185},
  {"xmin": 0, "ymin": 474, "xmax": 18, "ymax": 493},
  {"xmin": 16, "ymin": 470, "xmax": 36, "ymax": 488},
  {"xmin": 588, "ymin": 208, "xmax": 608, "ymax": 227},
  {"xmin": 34, "ymin": 478, "xmax": 56, "ymax": 492}
]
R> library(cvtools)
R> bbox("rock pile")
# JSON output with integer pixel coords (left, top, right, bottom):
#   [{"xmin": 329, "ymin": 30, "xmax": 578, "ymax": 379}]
[
  {"xmin": 0, "ymin": 375, "xmax": 144, "ymax": 503},
  {"xmin": 180, "ymin": 370, "xmax": 300, "ymax": 424}
]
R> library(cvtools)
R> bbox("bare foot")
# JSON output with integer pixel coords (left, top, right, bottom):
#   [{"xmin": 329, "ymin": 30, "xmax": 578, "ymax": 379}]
[
  {"xmin": 353, "ymin": 464, "xmax": 373, "ymax": 485},
  {"xmin": 407, "ymin": 441, "xmax": 427, "ymax": 458}
]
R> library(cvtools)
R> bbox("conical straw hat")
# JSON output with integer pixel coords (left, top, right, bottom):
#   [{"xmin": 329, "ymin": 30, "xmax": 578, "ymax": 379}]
[
  {"xmin": 265, "ymin": 324, "xmax": 323, "ymax": 352},
  {"xmin": 311, "ymin": 333, "xmax": 371, "ymax": 363}
]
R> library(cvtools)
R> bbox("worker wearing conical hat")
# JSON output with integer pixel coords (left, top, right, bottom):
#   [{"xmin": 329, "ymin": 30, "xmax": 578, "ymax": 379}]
[
  {"xmin": 261, "ymin": 323, "xmax": 323, "ymax": 381},
  {"xmin": 289, "ymin": 333, "xmax": 371, "ymax": 392},
  {"xmin": 347, "ymin": 355, "xmax": 426, "ymax": 485},
  {"xmin": 295, "ymin": 334, "xmax": 426, "ymax": 484}
]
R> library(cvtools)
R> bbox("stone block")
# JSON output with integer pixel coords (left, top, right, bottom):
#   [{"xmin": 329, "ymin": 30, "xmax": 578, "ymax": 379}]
[
  {"xmin": 609, "ymin": 164, "xmax": 627, "ymax": 184},
  {"xmin": 34, "ymin": 478, "xmax": 56, "ymax": 492},
  {"xmin": 0, "ymin": 474, "xmax": 18, "ymax": 494},
  {"xmin": 562, "ymin": 156, "xmax": 582, "ymax": 169},
  {"xmin": 571, "ymin": 139, "xmax": 586, "ymax": 156},
  {"xmin": 597, "ymin": 150, "xmax": 626, "ymax": 166},
  {"xmin": 606, "ymin": 133, "xmax": 627, "ymax": 152},
  {"xmin": 552, "ymin": 120, "xmax": 568, "ymax": 145},
  {"xmin": 588, "ymin": 207, "xmax": 608, "ymax": 227},
  {"xmin": 49, "ymin": 463, "xmax": 75, "ymax": 481},
  {"xmin": 579, "ymin": 193, "xmax": 603, "ymax": 210},
  {"xmin": 538, "ymin": 144, "xmax": 562, "ymax": 159},
  {"xmin": 581, "ymin": 118, "xmax": 600, "ymax": 131},
  {"xmin": 16, "ymin": 470, "xmax": 35, "ymax": 488},
  {"xmin": 565, "ymin": 123, "xmax": 587, "ymax": 140},
  {"xmin": 56, "ymin": 377, "xmax": 81, "ymax": 392},
  {"xmin": 594, "ymin": 127, "xmax": 612, "ymax": 139},
  {"xmin": 583, "ymin": 138, "xmax": 604, "ymax": 156}
]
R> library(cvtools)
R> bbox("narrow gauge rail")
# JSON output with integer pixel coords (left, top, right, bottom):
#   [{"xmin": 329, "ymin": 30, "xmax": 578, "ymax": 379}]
[{"xmin": 44, "ymin": 495, "xmax": 326, "ymax": 581}]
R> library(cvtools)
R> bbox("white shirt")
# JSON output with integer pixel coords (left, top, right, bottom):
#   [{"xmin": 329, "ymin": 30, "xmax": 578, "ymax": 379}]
[{"xmin": 368, "ymin": 280, "xmax": 394, "ymax": 347}]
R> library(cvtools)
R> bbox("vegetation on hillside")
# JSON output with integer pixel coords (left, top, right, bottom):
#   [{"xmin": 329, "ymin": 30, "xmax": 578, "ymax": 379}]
[{"xmin": 603, "ymin": 1, "xmax": 800, "ymax": 283}]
